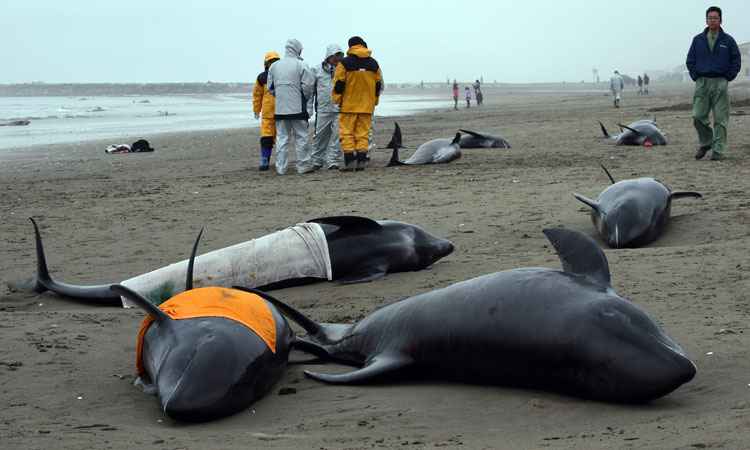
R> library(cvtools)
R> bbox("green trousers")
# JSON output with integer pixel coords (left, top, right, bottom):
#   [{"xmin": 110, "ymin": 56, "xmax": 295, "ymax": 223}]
[{"xmin": 692, "ymin": 77, "xmax": 729, "ymax": 155}]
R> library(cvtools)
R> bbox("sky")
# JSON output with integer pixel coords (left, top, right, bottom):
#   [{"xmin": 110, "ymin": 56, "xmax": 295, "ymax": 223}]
[{"xmin": 1, "ymin": 0, "xmax": 748, "ymax": 84}]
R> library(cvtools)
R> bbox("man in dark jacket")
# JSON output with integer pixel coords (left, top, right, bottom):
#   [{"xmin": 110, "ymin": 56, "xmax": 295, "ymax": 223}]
[{"xmin": 686, "ymin": 6, "xmax": 741, "ymax": 161}]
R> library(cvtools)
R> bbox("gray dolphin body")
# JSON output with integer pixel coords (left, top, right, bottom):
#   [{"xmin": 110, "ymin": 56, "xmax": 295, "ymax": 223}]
[
  {"xmin": 111, "ymin": 234, "xmax": 294, "ymax": 422},
  {"xmin": 574, "ymin": 166, "xmax": 702, "ymax": 248},
  {"xmin": 262, "ymin": 228, "xmax": 696, "ymax": 403},
  {"xmin": 21, "ymin": 216, "xmax": 453, "ymax": 305},
  {"xmin": 458, "ymin": 129, "xmax": 511, "ymax": 148},
  {"xmin": 386, "ymin": 123, "xmax": 462, "ymax": 166},
  {"xmin": 599, "ymin": 119, "xmax": 667, "ymax": 146}
]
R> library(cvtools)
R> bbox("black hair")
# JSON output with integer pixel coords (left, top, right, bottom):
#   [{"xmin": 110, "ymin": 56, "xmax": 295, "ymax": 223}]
[{"xmin": 706, "ymin": 6, "xmax": 722, "ymax": 19}]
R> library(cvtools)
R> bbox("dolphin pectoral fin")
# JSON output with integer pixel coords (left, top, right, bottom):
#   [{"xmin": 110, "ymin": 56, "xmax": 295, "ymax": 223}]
[
  {"xmin": 670, "ymin": 191, "xmax": 703, "ymax": 200},
  {"xmin": 458, "ymin": 129, "xmax": 484, "ymax": 139},
  {"xmin": 134, "ymin": 376, "xmax": 157, "ymax": 396},
  {"xmin": 598, "ymin": 121, "xmax": 610, "ymax": 138},
  {"xmin": 291, "ymin": 336, "xmax": 331, "ymax": 360},
  {"xmin": 618, "ymin": 124, "xmax": 643, "ymax": 136},
  {"xmin": 307, "ymin": 216, "xmax": 383, "ymax": 231},
  {"xmin": 573, "ymin": 193, "xmax": 602, "ymax": 214},
  {"xmin": 600, "ymin": 164, "xmax": 616, "ymax": 184},
  {"xmin": 542, "ymin": 228, "xmax": 612, "ymax": 287},
  {"xmin": 304, "ymin": 353, "xmax": 412, "ymax": 384},
  {"xmin": 335, "ymin": 263, "xmax": 388, "ymax": 284}
]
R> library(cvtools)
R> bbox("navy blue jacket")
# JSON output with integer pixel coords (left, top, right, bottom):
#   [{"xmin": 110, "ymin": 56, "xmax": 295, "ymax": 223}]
[{"xmin": 686, "ymin": 28, "xmax": 741, "ymax": 82}]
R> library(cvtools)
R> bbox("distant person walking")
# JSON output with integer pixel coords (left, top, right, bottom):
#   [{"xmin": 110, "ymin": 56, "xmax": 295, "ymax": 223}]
[
  {"xmin": 637, "ymin": 75, "xmax": 643, "ymax": 95},
  {"xmin": 311, "ymin": 44, "xmax": 344, "ymax": 170},
  {"xmin": 465, "ymin": 86, "xmax": 471, "ymax": 108},
  {"xmin": 686, "ymin": 6, "xmax": 741, "ymax": 161},
  {"xmin": 333, "ymin": 36, "xmax": 383, "ymax": 171},
  {"xmin": 452, "ymin": 80, "xmax": 459, "ymax": 110},
  {"xmin": 473, "ymin": 79, "xmax": 483, "ymax": 106},
  {"xmin": 643, "ymin": 73, "xmax": 650, "ymax": 95},
  {"xmin": 252, "ymin": 51, "xmax": 280, "ymax": 171},
  {"xmin": 268, "ymin": 38, "xmax": 316, "ymax": 175},
  {"xmin": 609, "ymin": 70, "xmax": 624, "ymax": 108}
]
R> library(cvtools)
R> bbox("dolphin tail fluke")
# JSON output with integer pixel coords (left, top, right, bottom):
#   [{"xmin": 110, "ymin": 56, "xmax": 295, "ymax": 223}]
[
  {"xmin": 387, "ymin": 146, "xmax": 405, "ymax": 167},
  {"xmin": 572, "ymin": 193, "xmax": 602, "ymax": 214},
  {"xmin": 598, "ymin": 121, "xmax": 610, "ymax": 138},
  {"xmin": 111, "ymin": 285, "xmax": 170, "ymax": 322},
  {"xmin": 29, "ymin": 218, "xmax": 121, "ymax": 305},
  {"xmin": 670, "ymin": 191, "xmax": 703, "ymax": 200},
  {"xmin": 600, "ymin": 164, "xmax": 616, "ymax": 184},
  {"xmin": 451, "ymin": 132, "xmax": 461, "ymax": 145},
  {"xmin": 542, "ymin": 228, "xmax": 611, "ymax": 287},
  {"xmin": 384, "ymin": 122, "xmax": 402, "ymax": 149},
  {"xmin": 304, "ymin": 353, "xmax": 412, "ymax": 384}
]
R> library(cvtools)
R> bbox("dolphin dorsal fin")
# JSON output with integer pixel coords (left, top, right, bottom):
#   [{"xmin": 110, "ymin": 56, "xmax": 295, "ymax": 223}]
[
  {"xmin": 600, "ymin": 164, "xmax": 616, "ymax": 184},
  {"xmin": 451, "ymin": 132, "xmax": 461, "ymax": 145},
  {"xmin": 598, "ymin": 121, "xmax": 610, "ymax": 138},
  {"xmin": 385, "ymin": 122, "xmax": 402, "ymax": 149},
  {"xmin": 185, "ymin": 227, "xmax": 204, "ymax": 291},
  {"xmin": 111, "ymin": 285, "xmax": 170, "ymax": 322},
  {"xmin": 543, "ymin": 228, "xmax": 611, "ymax": 287},
  {"xmin": 308, "ymin": 216, "xmax": 382, "ymax": 231}
]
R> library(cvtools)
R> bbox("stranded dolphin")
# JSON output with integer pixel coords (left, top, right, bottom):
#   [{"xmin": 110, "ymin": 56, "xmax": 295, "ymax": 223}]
[
  {"xmin": 386, "ymin": 122, "xmax": 462, "ymax": 166},
  {"xmin": 113, "ymin": 230, "xmax": 294, "ymax": 422},
  {"xmin": 458, "ymin": 129, "xmax": 511, "ymax": 149},
  {"xmin": 256, "ymin": 228, "xmax": 696, "ymax": 403},
  {"xmin": 573, "ymin": 165, "xmax": 702, "ymax": 248},
  {"xmin": 19, "ymin": 216, "xmax": 454, "ymax": 306},
  {"xmin": 598, "ymin": 119, "xmax": 667, "ymax": 146}
]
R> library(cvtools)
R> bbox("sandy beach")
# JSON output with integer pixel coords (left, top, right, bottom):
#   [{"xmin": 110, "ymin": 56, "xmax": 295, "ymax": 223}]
[{"xmin": 2, "ymin": 82, "xmax": 750, "ymax": 449}]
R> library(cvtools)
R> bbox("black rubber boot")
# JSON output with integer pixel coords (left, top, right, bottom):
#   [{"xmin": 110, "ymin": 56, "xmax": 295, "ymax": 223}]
[
  {"xmin": 341, "ymin": 153, "xmax": 356, "ymax": 172},
  {"xmin": 355, "ymin": 152, "xmax": 368, "ymax": 171}
]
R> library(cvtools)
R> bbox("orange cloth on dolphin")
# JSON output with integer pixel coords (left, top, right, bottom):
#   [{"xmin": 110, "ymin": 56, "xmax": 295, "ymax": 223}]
[{"xmin": 135, "ymin": 287, "xmax": 277, "ymax": 375}]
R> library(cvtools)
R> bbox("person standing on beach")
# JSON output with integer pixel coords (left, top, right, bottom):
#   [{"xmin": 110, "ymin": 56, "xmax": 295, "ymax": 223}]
[
  {"xmin": 267, "ymin": 38, "xmax": 316, "ymax": 174},
  {"xmin": 311, "ymin": 44, "xmax": 344, "ymax": 170},
  {"xmin": 609, "ymin": 70, "xmax": 624, "ymax": 108},
  {"xmin": 473, "ymin": 79, "xmax": 483, "ymax": 106},
  {"xmin": 643, "ymin": 73, "xmax": 650, "ymax": 95},
  {"xmin": 687, "ymin": 6, "xmax": 741, "ymax": 161},
  {"xmin": 333, "ymin": 36, "xmax": 383, "ymax": 172},
  {"xmin": 637, "ymin": 75, "xmax": 643, "ymax": 95},
  {"xmin": 464, "ymin": 86, "xmax": 471, "ymax": 108},
  {"xmin": 452, "ymin": 80, "xmax": 459, "ymax": 110},
  {"xmin": 252, "ymin": 51, "xmax": 280, "ymax": 171}
]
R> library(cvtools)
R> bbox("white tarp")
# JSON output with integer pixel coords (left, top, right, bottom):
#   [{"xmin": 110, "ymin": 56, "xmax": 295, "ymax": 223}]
[{"xmin": 120, "ymin": 222, "xmax": 332, "ymax": 308}]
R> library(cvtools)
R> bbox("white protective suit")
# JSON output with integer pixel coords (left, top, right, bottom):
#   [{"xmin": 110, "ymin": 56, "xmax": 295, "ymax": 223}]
[
  {"xmin": 610, "ymin": 73, "xmax": 624, "ymax": 106},
  {"xmin": 268, "ymin": 39, "xmax": 316, "ymax": 174},
  {"xmin": 311, "ymin": 44, "xmax": 344, "ymax": 169}
]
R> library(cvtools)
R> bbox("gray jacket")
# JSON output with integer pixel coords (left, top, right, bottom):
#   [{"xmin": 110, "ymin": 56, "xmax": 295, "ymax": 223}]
[
  {"xmin": 312, "ymin": 44, "xmax": 342, "ymax": 114},
  {"xmin": 268, "ymin": 39, "xmax": 315, "ymax": 119}
]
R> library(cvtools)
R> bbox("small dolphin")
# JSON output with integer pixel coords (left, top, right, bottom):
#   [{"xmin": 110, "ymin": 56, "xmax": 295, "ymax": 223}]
[
  {"xmin": 386, "ymin": 122, "xmax": 462, "ymax": 166},
  {"xmin": 574, "ymin": 165, "xmax": 702, "ymax": 248},
  {"xmin": 458, "ymin": 129, "xmax": 511, "ymax": 148},
  {"xmin": 598, "ymin": 119, "xmax": 667, "ymax": 146},
  {"xmin": 259, "ymin": 228, "xmax": 696, "ymax": 403},
  {"xmin": 114, "ymin": 230, "xmax": 294, "ymax": 422}
]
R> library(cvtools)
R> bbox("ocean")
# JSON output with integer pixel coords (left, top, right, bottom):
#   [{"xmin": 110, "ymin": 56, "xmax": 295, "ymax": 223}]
[{"xmin": 0, "ymin": 94, "xmax": 449, "ymax": 151}]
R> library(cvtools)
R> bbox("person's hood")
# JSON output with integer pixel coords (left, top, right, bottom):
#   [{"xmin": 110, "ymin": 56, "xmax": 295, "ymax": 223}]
[
  {"xmin": 325, "ymin": 44, "xmax": 343, "ymax": 59},
  {"xmin": 285, "ymin": 39, "xmax": 303, "ymax": 58},
  {"xmin": 347, "ymin": 45, "xmax": 371, "ymax": 58}
]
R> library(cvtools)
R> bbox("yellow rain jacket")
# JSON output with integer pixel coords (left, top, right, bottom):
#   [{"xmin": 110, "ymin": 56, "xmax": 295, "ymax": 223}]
[
  {"xmin": 332, "ymin": 45, "xmax": 383, "ymax": 114},
  {"xmin": 253, "ymin": 71, "xmax": 276, "ymax": 120}
]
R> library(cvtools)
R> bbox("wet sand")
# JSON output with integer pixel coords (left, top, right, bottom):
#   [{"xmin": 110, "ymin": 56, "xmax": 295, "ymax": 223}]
[{"xmin": 2, "ymin": 83, "xmax": 750, "ymax": 449}]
